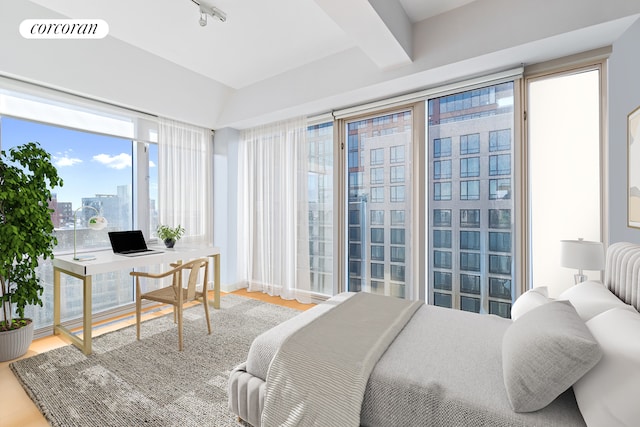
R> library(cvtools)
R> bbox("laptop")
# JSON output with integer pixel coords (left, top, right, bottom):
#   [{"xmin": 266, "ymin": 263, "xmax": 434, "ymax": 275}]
[{"xmin": 108, "ymin": 230, "xmax": 162, "ymax": 257}]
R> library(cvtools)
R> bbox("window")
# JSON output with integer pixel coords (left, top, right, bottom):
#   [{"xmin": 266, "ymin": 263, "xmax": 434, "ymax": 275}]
[
  {"xmin": 489, "ymin": 278, "xmax": 512, "ymax": 298},
  {"xmin": 391, "ymin": 246, "xmax": 405, "ymax": 262},
  {"xmin": 390, "ymin": 185, "xmax": 405, "ymax": 202},
  {"xmin": 349, "ymin": 244, "xmax": 361, "ymax": 259},
  {"xmin": 371, "ymin": 168, "xmax": 384, "ymax": 184},
  {"xmin": 371, "ymin": 263, "xmax": 385, "ymax": 279},
  {"xmin": 390, "ymin": 265, "xmax": 405, "ymax": 281},
  {"xmin": 434, "ymin": 137, "xmax": 452, "ymax": 157},
  {"xmin": 434, "ymin": 182, "xmax": 452, "ymax": 200},
  {"xmin": 433, "ymin": 230, "xmax": 452, "ymax": 248},
  {"xmin": 434, "ymin": 209, "xmax": 451, "ymax": 227},
  {"xmin": 370, "ymin": 210, "xmax": 384, "ymax": 225},
  {"xmin": 349, "ymin": 209, "xmax": 360, "ymax": 225},
  {"xmin": 349, "ymin": 226, "xmax": 361, "ymax": 241},
  {"xmin": 371, "ymin": 245, "xmax": 385, "ymax": 261},
  {"xmin": 391, "ymin": 165, "xmax": 405, "ymax": 183},
  {"xmin": 428, "ymin": 81, "xmax": 515, "ymax": 316},
  {"xmin": 370, "ymin": 148, "xmax": 384, "ymax": 165},
  {"xmin": 489, "ymin": 129, "xmax": 511, "ymax": 151},
  {"xmin": 390, "ymin": 228, "xmax": 405, "ymax": 244},
  {"xmin": 460, "ymin": 180, "xmax": 480, "ymax": 200},
  {"xmin": 434, "ymin": 160, "xmax": 452, "ymax": 179},
  {"xmin": 371, "ymin": 228, "xmax": 384, "ymax": 244},
  {"xmin": 434, "ymin": 271, "xmax": 452, "ymax": 290},
  {"xmin": 390, "ymin": 145, "xmax": 405, "ymax": 163},
  {"xmin": 460, "ymin": 157, "xmax": 480, "ymax": 178},
  {"xmin": 371, "ymin": 187, "xmax": 384, "ymax": 203},
  {"xmin": 460, "ymin": 133, "xmax": 480, "ymax": 154},
  {"xmin": 489, "ymin": 154, "xmax": 511, "ymax": 176},
  {"xmin": 391, "ymin": 210, "xmax": 405, "ymax": 225},
  {"xmin": 489, "ymin": 255, "xmax": 511, "ymax": 274}
]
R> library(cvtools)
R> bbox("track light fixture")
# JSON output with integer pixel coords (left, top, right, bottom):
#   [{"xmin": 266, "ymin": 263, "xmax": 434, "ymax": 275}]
[{"xmin": 191, "ymin": 0, "xmax": 227, "ymax": 26}]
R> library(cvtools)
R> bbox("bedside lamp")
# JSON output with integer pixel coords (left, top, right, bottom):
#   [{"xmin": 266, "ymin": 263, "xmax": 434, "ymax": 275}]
[
  {"xmin": 560, "ymin": 238, "xmax": 605, "ymax": 284},
  {"xmin": 74, "ymin": 205, "xmax": 108, "ymax": 261}
]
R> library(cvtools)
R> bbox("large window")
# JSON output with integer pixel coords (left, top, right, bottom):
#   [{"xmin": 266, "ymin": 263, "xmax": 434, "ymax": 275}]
[
  {"xmin": 0, "ymin": 115, "xmax": 154, "ymax": 333},
  {"xmin": 344, "ymin": 109, "xmax": 413, "ymax": 299},
  {"xmin": 428, "ymin": 81, "xmax": 515, "ymax": 317}
]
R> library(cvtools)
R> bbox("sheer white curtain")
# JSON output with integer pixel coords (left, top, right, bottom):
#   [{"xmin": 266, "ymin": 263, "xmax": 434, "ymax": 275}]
[
  {"xmin": 237, "ymin": 117, "xmax": 312, "ymax": 303},
  {"xmin": 158, "ymin": 118, "xmax": 213, "ymax": 245}
]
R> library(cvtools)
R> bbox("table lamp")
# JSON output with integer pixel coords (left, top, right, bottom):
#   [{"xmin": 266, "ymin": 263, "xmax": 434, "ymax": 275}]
[
  {"xmin": 74, "ymin": 205, "xmax": 108, "ymax": 261},
  {"xmin": 560, "ymin": 238, "xmax": 605, "ymax": 284}
]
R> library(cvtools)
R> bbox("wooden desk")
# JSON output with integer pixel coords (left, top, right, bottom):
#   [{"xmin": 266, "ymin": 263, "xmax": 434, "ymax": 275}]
[{"xmin": 52, "ymin": 245, "xmax": 221, "ymax": 354}]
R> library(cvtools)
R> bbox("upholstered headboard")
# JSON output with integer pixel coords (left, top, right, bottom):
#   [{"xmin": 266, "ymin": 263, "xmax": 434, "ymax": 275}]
[{"xmin": 604, "ymin": 241, "xmax": 640, "ymax": 311}]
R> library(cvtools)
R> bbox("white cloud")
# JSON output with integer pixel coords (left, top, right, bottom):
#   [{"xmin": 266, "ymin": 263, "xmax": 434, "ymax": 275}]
[
  {"xmin": 149, "ymin": 160, "xmax": 156, "ymax": 168},
  {"xmin": 93, "ymin": 153, "xmax": 132, "ymax": 169},
  {"xmin": 54, "ymin": 155, "xmax": 82, "ymax": 167}
]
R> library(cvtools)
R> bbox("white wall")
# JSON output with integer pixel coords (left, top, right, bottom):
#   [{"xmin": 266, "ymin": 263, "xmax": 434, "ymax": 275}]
[{"xmin": 608, "ymin": 18, "xmax": 640, "ymax": 245}]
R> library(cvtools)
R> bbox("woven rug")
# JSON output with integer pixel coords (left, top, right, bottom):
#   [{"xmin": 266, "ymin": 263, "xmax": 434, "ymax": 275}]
[{"xmin": 10, "ymin": 294, "xmax": 301, "ymax": 427}]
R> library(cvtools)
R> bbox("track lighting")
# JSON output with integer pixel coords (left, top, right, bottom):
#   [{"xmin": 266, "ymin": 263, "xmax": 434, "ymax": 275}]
[{"xmin": 191, "ymin": 0, "xmax": 227, "ymax": 27}]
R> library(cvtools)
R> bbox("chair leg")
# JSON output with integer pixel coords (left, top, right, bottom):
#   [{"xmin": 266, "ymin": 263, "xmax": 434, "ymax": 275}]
[
  {"xmin": 203, "ymin": 291, "xmax": 212, "ymax": 335},
  {"xmin": 177, "ymin": 304, "xmax": 183, "ymax": 351},
  {"xmin": 136, "ymin": 294, "xmax": 141, "ymax": 341}
]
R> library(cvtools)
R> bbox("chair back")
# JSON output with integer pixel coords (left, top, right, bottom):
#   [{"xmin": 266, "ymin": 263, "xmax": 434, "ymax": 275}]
[{"xmin": 180, "ymin": 258, "xmax": 209, "ymax": 301}]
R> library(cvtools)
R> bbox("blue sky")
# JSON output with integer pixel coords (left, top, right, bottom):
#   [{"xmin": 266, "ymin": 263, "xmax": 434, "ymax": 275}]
[{"xmin": 2, "ymin": 116, "xmax": 140, "ymax": 209}]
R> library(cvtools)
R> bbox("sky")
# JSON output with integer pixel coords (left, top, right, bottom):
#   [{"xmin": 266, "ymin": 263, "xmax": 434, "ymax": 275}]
[{"xmin": 1, "ymin": 116, "xmax": 156, "ymax": 209}]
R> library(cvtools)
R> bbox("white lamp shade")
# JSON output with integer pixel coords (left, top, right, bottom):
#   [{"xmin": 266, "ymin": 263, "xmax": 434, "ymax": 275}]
[
  {"xmin": 87, "ymin": 215, "xmax": 108, "ymax": 230},
  {"xmin": 560, "ymin": 239, "xmax": 605, "ymax": 271}
]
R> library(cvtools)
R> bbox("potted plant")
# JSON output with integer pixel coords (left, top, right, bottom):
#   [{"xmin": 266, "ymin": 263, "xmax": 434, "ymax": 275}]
[
  {"xmin": 0, "ymin": 142, "xmax": 63, "ymax": 362},
  {"xmin": 156, "ymin": 224, "xmax": 185, "ymax": 248}
]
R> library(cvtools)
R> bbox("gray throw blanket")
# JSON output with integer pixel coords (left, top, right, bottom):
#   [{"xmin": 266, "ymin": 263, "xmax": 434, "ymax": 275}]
[{"xmin": 261, "ymin": 292, "xmax": 423, "ymax": 427}]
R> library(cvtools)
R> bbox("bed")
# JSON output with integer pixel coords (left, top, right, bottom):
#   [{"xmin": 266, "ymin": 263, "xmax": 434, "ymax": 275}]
[{"xmin": 228, "ymin": 242, "xmax": 640, "ymax": 427}]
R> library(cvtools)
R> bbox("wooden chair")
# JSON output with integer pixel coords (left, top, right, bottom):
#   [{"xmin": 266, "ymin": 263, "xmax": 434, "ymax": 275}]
[{"xmin": 130, "ymin": 257, "xmax": 211, "ymax": 351}]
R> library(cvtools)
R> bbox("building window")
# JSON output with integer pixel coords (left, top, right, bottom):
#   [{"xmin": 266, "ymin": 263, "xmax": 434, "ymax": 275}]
[
  {"xmin": 434, "ymin": 182, "xmax": 452, "ymax": 200},
  {"xmin": 390, "ymin": 145, "xmax": 405, "ymax": 163},
  {"xmin": 370, "ymin": 168, "xmax": 384, "ymax": 184},
  {"xmin": 433, "ymin": 209, "xmax": 451, "ymax": 227},
  {"xmin": 460, "ymin": 157, "xmax": 480, "ymax": 178},
  {"xmin": 460, "ymin": 274, "xmax": 481, "ymax": 294},
  {"xmin": 460, "ymin": 180, "xmax": 480, "ymax": 200},
  {"xmin": 460, "ymin": 133, "xmax": 480, "ymax": 154},
  {"xmin": 433, "ymin": 229, "xmax": 452, "ymax": 248},
  {"xmin": 489, "ymin": 255, "xmax": 511, "ymax": 274},
  {"xmin": 391, "ymin": 246, "xmax": 405, "ymax": 262},
  {"xmin": 460, "ymin": 209, "xmax": 480, "ymax": 228},
  {"xmin": 391, "ymin": 185, "xmax": 405, "ymax": 202},
  {"xmin": 371, "ymin": 245, "xmax": 384, "ymax": 261},
  {"xmin": 370, "ymin": 210, "xmax": 384, "ymax": 225},
  {"xmin": 461, "ymin": 296, "xmax": 481, "ymax": 313},
  {"xmin": 434, "ymin": 292, "xmax": 452, "ymax": 308},
  {"xmin": 434, "ymin": 271, "xmax": 452, "ymax": 290},
  {"xmin": 489, "ymin": 129, "xmax": 511, "ymax": 152},
  {"xmin": 349, "ymin": 243, "xmax": 361, "ymax": 259},
  {"xmin": 489, "ymin": 277, "xmax": 512, "ymax": 299},
  {"xmin": 371, "ymin": 187, "xmax": 384, "ymax": 202},
  {"xmin": 371, "ymin": 263, "xmax": 385, "ymax": 279},
  {"xmin": 434, "ymin": 160, "xmax": 452, "ymax": 179},
  {"xmin": 371, "ymin": 228, "xmax": 384, "ymax": 244},
  {"xmin": 489, "ymin": 232, "xmax": 511, "ymax": 252},
  {"xmin": 460, "ymin": 230, "xmax": 480, "ymax": 250},
  {"xmin": 489, "ymin": 154, "xmax": 511, "ymax": 176},
  {"xmin": 434, "ymin": 250, "xmax": 452, "ymax": 269},
  {"xmin": 489, "ymin": 209, "xmax": 511, "ymax": 229},
  {"xmin": 349, "ymin": 209, "xmax": 360, "ymax": 225},
  {"xmin": 489, "ymin": 301, "xmax": 511, "ymax": 318},
  {"xmin": 391, "ymin": 210, "xmax": 405, "ymax": 225},
  {"xmin": 349, "ymin": 261, "xmax": 361, "ymax": 276},
  {"xmin": 391, "ymin": 165, "xmax": 405, "ymax": 183},
  {"xmin": 460, "ymin": 252, "xmax": 481, "ymax": 272},
  {"xmin": 349, "ymin": 226, "xmax": 361, "ymax": 241},
  {"xmin": 489, "ymin": 178, "xmax": 511, "ymax": 200},
  {"xmin": 434, "ymin": 137, "xmax": 452, "ymax": 158},
  {"xmin": 391, "ymin": 228, "xmax": 405, "ymax": 245},
  {"xmin": 370, "ymin": 148, "xmax": 384, "ymax": 165}
]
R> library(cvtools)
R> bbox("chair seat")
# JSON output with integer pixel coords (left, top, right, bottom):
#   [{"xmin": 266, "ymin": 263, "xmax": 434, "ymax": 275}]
[{"xmin": 142, "ymin": 287, "xmax": 205, "ymax": 306}]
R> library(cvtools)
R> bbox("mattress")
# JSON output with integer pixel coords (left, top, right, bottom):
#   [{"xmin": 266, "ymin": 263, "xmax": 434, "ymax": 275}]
[{"xmin": 229, "ymin": 294, "xmax": 586, "ymax": 426}]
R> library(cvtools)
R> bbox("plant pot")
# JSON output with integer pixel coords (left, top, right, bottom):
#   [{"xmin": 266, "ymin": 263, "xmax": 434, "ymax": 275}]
[
  {"xmin": 0, "ymin": 319, "xmax": 34, "ymax": 362},
  {"xmin": 164, "ymin": 239, "xmax": 176, "ymax": 248}
]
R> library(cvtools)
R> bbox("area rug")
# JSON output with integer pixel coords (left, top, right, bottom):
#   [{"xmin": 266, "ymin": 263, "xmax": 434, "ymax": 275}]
[{"xmin": 10, "ymin": 294, "xmax": 301, "ymax": 427}]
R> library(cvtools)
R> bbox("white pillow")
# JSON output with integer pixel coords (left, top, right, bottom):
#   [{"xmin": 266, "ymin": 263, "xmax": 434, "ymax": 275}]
[
  {"xmin": 573, "ymin": 308, "xmax": 640, "ymax": 427},
  {"xmin": 511, "ymin": 287, "xmax": 550, "ymax": 320},
  {"xmin": 558, "ymin": 281, "xmax": 636, "ymax": 321}
]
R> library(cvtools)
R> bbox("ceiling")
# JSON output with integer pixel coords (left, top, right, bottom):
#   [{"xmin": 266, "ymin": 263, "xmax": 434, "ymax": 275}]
[
  {"xmin": 27, "ymin": 0, "xmax": 479, "ymax": 90},
  {"xmin": 9, "ymin": 0, "xmax": 640, "ymax": 129}
]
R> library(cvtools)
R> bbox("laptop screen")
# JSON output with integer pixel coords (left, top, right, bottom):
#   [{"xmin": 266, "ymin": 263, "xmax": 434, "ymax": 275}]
[{"xmin": 108, "ymin": 230, "xmax": 149, "ymax": 253}]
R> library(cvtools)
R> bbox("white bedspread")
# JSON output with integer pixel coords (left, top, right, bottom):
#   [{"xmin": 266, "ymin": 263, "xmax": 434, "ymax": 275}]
[{"xmin": 260, "ymin": 292, "xmax": 422, "ymax": 427}]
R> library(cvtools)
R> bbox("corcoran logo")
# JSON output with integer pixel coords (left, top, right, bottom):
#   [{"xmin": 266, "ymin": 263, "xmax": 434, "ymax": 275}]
[{"xmin": 19, "ymin": 19, "xmax": 109, "ymax": 39}]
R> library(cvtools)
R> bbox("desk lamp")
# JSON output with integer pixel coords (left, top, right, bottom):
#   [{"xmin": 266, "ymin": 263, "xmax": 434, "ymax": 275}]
[
  {"xmin": 560, "ymin": 238, "xmax": 605, "ymax": 284},
  {"xmin": 73, "ymin": 206, "xmax": 107, "ymax": 261}
]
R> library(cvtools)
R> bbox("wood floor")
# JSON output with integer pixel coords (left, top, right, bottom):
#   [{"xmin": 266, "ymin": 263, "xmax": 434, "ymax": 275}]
[{"xmin": 0, "ymin": 289, "xmax": 312, "ymax": 427}]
